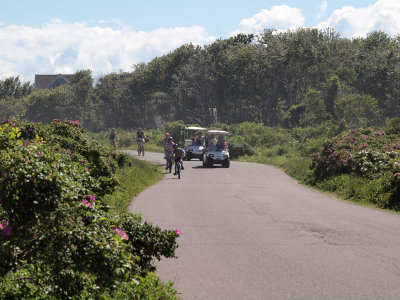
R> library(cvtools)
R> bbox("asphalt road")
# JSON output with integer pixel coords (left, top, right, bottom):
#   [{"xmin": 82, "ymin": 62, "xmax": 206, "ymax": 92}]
[{"xmin": 125, "ymin": 150, "xmax": 400, "ymax": 300}]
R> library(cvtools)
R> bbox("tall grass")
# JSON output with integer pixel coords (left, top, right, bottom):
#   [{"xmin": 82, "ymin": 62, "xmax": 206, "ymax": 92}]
[{"xmin": 103, "ymin": 156, "xmax": 164, "ymax": 214}]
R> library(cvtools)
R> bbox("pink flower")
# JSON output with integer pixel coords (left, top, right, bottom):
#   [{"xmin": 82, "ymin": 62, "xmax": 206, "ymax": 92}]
[
  {"xmin": 175, "ymin": 228, "xmax": 182, "ymax": 236},
  {"xmin": 23, "ymin": 141, "xmax": 29, "ymax": 146},
  {"xmin": 81, "ymin": 161, "xmax": 86, "ymax": 165},
  {"xmin": 37, "ymin": 152, "xmax": 42, "ymax": 157},
  {"xmin": 0, "ymin": 220, "xmax": 8, "ymax": 230},
  {"xmin": 84, "ymin": 167, "xmax": 89, "ymax": 172},
  {"xmin": 82, "ymin": 199, "xmax": 92, "ymax": 207},
  {"xmin": 24, "ymin": 158, "xmax": 29, "ymax": 163},
  {"xmin": 88, "ymin": 195, "xmax": 96, "ymax": 202},
  {"xmin": 112, "ymin": 227, "xmax": 129, "ymax": 240}
]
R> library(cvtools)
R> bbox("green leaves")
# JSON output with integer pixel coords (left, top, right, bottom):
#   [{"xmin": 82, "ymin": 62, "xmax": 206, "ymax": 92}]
[{"xmin": 0, "ymin": 120, "xmax": 178, "ymax": 298}]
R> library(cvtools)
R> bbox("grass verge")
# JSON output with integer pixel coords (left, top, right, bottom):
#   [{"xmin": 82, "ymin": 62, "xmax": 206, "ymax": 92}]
[
  {"xmin": 103, "ymin": 155, "xmax": 164, "ymax": 214},
  {"xmin": 122, "ymin": 143, "xmax": 164, "ymax": 153}
]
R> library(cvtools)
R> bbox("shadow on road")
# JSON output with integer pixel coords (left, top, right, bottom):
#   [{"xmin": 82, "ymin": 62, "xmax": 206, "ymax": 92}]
[{"xmin": 192, "ymin": 165, "xmax": 224, "ymax": 169}]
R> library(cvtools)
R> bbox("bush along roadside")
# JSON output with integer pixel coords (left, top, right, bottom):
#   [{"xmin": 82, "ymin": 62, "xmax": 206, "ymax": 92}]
[
  {"xmin": 0, "ymin": 120, "xmax": 180, "ymax": 299},
  {"xmin": 310, "ymin": 128, "xmax": 400, "ymax": 210}
]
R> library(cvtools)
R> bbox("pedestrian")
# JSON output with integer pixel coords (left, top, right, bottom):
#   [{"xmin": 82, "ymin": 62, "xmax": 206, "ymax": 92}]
[{"xmin": 109, "ymin": 128, "xmax": 119, "ymax": 151}]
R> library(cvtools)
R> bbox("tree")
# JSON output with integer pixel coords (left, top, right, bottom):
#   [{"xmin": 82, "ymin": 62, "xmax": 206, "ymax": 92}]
[
  {"xmin": 335, "ymin": 93, "xmax": 381, "ymax": 128},
  {"xmin": 324, "ymin": 75, "xmax": 341, "ymax": 115}
]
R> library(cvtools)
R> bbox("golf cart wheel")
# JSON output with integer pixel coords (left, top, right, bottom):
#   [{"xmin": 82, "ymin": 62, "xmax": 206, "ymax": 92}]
[
  {"xmin": 206, "ymin": 158, "xmax": 213, "ymax": 168},
  {"xmin": 222, "ymin": 159, "xmax": 230, "ymax": 168}
]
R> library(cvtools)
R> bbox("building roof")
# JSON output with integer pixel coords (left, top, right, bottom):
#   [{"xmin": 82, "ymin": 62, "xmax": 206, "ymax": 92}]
[{"xmin": 34, "ymin": 74, "xmax": 74, "ymax": 89}]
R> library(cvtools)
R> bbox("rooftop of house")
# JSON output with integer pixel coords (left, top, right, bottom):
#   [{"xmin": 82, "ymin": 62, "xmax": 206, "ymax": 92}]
[{"xmin": 34, "ymin": 74, "xmax": 74, "ymax": 89}]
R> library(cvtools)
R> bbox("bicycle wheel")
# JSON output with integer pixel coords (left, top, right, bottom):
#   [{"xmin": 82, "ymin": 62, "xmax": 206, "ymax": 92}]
[
  {"xmin": 177, "ymin": 162, "xmax": 181, "ymax": 179},
  {"xmin": 168, "ymin": 159, "xmax": 172, "ymax": 173}
]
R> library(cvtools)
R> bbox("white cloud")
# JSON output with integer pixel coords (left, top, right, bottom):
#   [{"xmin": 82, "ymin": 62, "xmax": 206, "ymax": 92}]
[
  {"xmin": 0, "ymin": 19, "xmax": 216, "ymax": 82},
  {"xmin": 233, "ymin": 5, "xmax": 305, "ymax": 35},
  {"xmin": 317, "ymin": 1, "xmax": 328, "ymax": 20},
  {"xmin": 317, "ymin": 0, "xmax": 400, "ymax": 38}
]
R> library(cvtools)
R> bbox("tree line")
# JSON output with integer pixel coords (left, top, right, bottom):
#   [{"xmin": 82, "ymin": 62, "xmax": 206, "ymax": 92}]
[{"xmin": 2, "ymin": 28, "xmax": 400, "ymax": 131}]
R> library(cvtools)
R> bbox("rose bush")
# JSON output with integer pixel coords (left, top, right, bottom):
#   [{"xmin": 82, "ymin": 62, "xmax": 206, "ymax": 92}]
[
  {"xmin": 310, "ymin": 128, "xmax": 400, "ymax": 209},
  {"xmin": 0, "ymin": 120, "xmax": 179, "ymax": 298}
]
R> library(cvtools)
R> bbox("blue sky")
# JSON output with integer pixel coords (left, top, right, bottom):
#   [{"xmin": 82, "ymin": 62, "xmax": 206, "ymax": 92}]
[{"xmin": 0, "ymin": 0, "xmax": 396, "ymax": 82}]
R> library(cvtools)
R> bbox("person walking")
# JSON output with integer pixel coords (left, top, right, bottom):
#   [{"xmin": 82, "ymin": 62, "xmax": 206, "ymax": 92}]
[
  {"xmin": 136, "ymin": 127, "xmax": 146, "ymax": 156},
  {"xmin": 109, "ymin": 128, "xmax": 119, "ymax": 151}
]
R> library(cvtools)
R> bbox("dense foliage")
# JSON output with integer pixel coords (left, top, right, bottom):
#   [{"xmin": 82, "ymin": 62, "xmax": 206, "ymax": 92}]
[
  {"xmin": 309, "ymin": 128, "xmax": 400, "ymax": 209},
  {"xmin": 0, "ymin": 120, "xmax": 179, "ymax": 298},
  {"xmin": 2, "ymin": 29, "xmax": 400, "ymax": 132}
]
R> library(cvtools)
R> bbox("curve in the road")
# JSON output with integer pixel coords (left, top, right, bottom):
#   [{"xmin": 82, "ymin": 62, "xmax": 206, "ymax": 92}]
[{"xmin": 125, "ymin": 151, "xmax": 400, "ymax": 300}]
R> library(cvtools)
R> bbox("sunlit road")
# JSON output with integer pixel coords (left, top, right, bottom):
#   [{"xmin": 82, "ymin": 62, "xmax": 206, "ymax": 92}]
[{"xmin": 124, "ymin": 150, "xmax": 400, "ymax": 300}]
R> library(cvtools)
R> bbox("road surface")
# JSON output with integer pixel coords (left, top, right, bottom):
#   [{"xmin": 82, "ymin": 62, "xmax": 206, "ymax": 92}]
[{"xmin": 125, "ymin": 151, "xmax": 400, "ymax": 300}]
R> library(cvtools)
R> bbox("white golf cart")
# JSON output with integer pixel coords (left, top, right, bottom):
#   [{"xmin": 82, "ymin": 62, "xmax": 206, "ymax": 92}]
[
  {"xmin": 183, "ymin": 126, "xmax": 207, "ymax": 161},
  {"xmin": 203, "ymin": 130, "xmax": 230, "ymax": 168}
]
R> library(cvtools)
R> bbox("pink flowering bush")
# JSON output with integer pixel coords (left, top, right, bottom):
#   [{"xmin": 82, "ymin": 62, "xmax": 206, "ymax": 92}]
[
  {"xmin": 310, "ymin": 128, "xmax": 400, "ymax": 209},
  {"xmin": 0, "ymin": 121, "xmax": 179, "ymax": 298},
  {"xmin": 311, "ymin": 128, "xmax": 400, "ymax": 180}
]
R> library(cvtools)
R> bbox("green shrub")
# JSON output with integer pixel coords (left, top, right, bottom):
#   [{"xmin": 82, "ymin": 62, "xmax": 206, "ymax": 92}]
[
  {"xmin": 0, "ymin": 120, "xmax": 179, "ymax": 298},
  {"xmin": 229, "ymin": 140, "xmax": 256, "ymax": 159}
]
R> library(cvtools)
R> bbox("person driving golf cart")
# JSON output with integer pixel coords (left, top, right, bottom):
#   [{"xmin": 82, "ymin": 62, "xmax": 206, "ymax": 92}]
[
  {"xmin": 183, "ymin": 127, "xmax": 207, "ymax": 160},
  {"xmin": 203, "ymin": 130, "xmax": 230, "ymax": 168}
]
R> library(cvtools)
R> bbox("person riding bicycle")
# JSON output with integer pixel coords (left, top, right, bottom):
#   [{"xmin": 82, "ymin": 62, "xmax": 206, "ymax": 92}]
[
  {"xmin": 136, "ymin": 127, "xmax": 146, "ymax": 155},
  {"xmin": 164, "ymin": 136, "xmax": 175, "ymax": 170},
  {"xmin": 173, "ymin": 144, "xmax": 185, "ymax": 175}
]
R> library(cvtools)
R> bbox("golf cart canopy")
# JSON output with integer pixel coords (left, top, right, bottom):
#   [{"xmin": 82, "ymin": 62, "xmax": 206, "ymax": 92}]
[
  {"xmin": 185, "ymin": 126, "xmax": 207, "ymax": 131},
  {"xmin": 206, "ymin": 130, "xmax": 229, "ymax": 135}
]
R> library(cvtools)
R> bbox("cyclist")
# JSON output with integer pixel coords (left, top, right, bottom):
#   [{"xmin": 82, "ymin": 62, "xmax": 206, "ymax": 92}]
[
  {"xmin": 173, "ymin": 144, "xmax": 185, "ymax": 175},
  {"xmin": 136, "ymin": 127, "xmax": 146, "ymax": 155},
  {"xmin": 164, "ymin": 136, "xmax": 175, "ymax": 170}
]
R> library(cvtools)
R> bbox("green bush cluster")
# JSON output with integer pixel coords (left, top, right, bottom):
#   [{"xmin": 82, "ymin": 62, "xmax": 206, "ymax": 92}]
[
  {"xmin": 0, "ymin": 120, "xmax": 179, "ymax": 298},
  {"xmin": 229, "ymin": 141, "xmax": 256, "ymax": 159},
  {"xmin": 310, "ymin": 128, "xmax": 400, "ymax": 209}
]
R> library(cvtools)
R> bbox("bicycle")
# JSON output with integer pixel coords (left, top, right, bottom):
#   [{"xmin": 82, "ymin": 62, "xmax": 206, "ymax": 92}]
[
  {"xmin": 166, "ymin": 152, "xmax": 173, "ymax": 173},
  {"xmin": 175, "ymin": 159, "xmax": 182, "ymax": 179}
]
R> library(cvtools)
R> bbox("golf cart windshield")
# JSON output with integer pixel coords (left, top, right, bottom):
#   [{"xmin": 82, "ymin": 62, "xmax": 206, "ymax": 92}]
[
  {"xmin": 206, "ymin": 130, "xmax": 229, "ymax": 151},
  {"xmin": 184, "ymin": 126, "xmax": 207, "ymax": 146}
]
